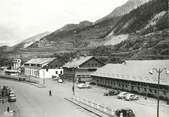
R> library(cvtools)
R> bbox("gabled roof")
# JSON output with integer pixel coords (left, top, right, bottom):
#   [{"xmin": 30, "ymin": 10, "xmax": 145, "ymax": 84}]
[
  {"xmin": 92, "ymin": 60, "xmax": 169, "ymax": 86},
  {"xmin": 63, "ymin": 56, "xmax": 94, "ymax": 68},
  {"xmin": 25, "ymin": 58, "xmax": 55, "ymax": 66}
]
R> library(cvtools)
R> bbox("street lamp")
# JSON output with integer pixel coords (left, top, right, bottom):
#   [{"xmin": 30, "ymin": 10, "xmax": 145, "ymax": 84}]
[
  {"xmin": 72, "ymin": 67, "xmax": 76, "ymax": 96},
  {"xmin": 149, "ymin": 68, "xmax": 169, "ymax": 117}
]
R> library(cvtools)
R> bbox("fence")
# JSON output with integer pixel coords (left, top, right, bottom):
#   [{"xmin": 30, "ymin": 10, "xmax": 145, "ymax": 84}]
[
  {"xmin": 72, "ymin": 96, "xmax": 116, "ymax": 117},
  {"xmin": 0, "ymin": 74, "xmax": 39, "ymax": 84}
]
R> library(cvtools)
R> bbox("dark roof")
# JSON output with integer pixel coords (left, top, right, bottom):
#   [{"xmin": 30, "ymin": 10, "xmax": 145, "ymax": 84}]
[
  {"xmin": 63, "ymin": 56, "xmax": 94, "ymax": 68},
  {"xmin": 92, "ymin": 60, "xmax": 169, "ymax": 86}
]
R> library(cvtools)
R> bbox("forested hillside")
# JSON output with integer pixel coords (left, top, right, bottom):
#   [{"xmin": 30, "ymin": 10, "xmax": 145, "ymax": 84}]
[{"xmin": 112, "ymin": 0, "xmax": 168, "ymax": 34}]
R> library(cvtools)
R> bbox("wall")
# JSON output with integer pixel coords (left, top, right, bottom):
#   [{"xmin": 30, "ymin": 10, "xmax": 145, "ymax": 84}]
[
  {"xmin": 12, "ymin": 59, "xmax": 21, "ymax": 70},
  {"xmin": 24, "ymin": 67, "xmax": 40, "ymax": 78},
  {"xmin": 39, "ymin": 68, "xmax": 63, "ymax": 79}
]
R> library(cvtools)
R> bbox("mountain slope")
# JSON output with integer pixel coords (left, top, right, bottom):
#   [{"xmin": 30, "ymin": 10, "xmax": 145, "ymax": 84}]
[
  {"xmin": 17, "ymin": 32, "xmax": 51, "ymax": 48},
  {"xmin": 97, "ymin": 0, "xmax": 150, "ymax": 23},
  {"xmin": 90, "ymin": 28, "xmax": 169, "ymax": 60},
  {"xmin": 27, "ymin": 0, "xmax": 168, "ymax": 51},
  {"xmin": 111, "ymin": 0, "xmax": 168, "ymax": 35},
  {"xmin": 0, "ymin": 32, "xmax": 50, "ymax": 53},
  {"xmin": 28, "ymin": 17, "xmax": 120, "ymax": 49},
  {"xmin": 6, "ymin": 0, "xmax": 168, "ymax": 62}
]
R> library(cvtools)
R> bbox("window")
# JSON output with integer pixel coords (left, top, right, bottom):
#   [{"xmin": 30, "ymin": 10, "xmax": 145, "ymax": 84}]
[
  {"xmin": 154, "ymin": 90, "xmax": 157, "ymax": 93},
  {"xmin": 46, "ymin": 69, "xmax": 48, "ymax": 72},
  {"xmin": 149, "ymin": 89, "xmax": 152, "ymax": 93},
  {"xmin": 137, "ymin": 87, "xmax": 140, "ymax": 90},
  {"xmin": 144, "ymin": 88, "xmax": 147, "ymax": 92},
  {"xmin": 60, "ymin": 71, "xmax": 62, "ymax": 74},
  {"xmin": 56, "ymin": 71, "xmax": 58, "ymax": 74},
  {"xmin": 37, "ymin": 64, "xmax": 41, "ymax": 67},
  {"xmin": 131, "ymin": 86, "xmax": 134, "ymax": 90}
]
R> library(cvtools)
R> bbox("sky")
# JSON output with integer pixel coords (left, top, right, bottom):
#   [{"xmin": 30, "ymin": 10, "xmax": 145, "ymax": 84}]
[{"xmin": 0, "ymin": 0, "xmax": 128, "ymax": 46}]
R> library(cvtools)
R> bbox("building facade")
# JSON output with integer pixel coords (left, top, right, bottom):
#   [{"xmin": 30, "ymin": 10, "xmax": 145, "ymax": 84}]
[
  {"xmin": 92, "ymin": 60, "xmax": 169, "ymax": 100},
  {"xmin": 12, "ymin": 59, "xmax": 21, "ymax": 70},
  {"xmin": 24, "ymin": 58, "xmax": 63, "ymax": 79},
  {"xmin": 63, "ymin": 56, "xmax": 104, "ymax": 82}
]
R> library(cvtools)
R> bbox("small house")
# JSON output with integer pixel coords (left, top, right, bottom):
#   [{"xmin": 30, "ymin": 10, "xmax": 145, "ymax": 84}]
[{"xmin": 63, "ymin": 56, "xmax": 104, "ymax": 83}]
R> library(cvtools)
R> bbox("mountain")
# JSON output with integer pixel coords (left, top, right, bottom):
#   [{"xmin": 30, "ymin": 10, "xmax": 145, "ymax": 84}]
[
  {"xmin": 97, "ymin": 0, "xmax": 150, "ymax": 23},
  {"xmin": 28, "ymin": 0, "xmax": 167, "ymax": 49},
  {"xmin": 108, "ymin": 0, "xmax": 168, "ymax": 35},
  {"xmin": 16, "ymin": 32, "xmax": 51, "ymax": 49},
  {"xmin": 90, "ymin": 0, "xmax": 169, "ymax": 60},
  {"xmin": 90, "ymin": 28, "xmax": 169, "ymax": 60},
  {"xmin": 2, "ymin": 0, "xmax": 168, "ymax": 61},
  {"xmin": 0, "ymin": 32, "xmax": 50, "ymax": 53},
  {"xmin": 28, "ymin": 18, "xmax": 120, "ymax": 49}
]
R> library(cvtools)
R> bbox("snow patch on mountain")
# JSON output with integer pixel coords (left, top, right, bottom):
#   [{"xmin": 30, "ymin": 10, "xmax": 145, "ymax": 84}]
[
  {"xmin": 22, "ymin": 32, "xmax": 51, "ymax": 48},
  {"xmin": 144, "ymin": 11, "xmax": 167, "ymax": 30},
  {"xmin": 104, "ymin": 34, "xmax": 129, "ymax": 46}
]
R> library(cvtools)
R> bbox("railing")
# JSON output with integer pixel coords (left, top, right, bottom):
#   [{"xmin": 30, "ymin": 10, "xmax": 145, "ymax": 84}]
[{"xmin": 72, "ymin": 96, "xmax": 115, "ymax": 117}]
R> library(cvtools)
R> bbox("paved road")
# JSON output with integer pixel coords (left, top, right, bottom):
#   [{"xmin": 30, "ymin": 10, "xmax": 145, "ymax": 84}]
[
  {"xmin": 1, "ymin": 78, "xmax": 169, "ymax": 117},
  {"xmin": 0, "ymin": 78, "xmax": 96, "ymax": 117}
]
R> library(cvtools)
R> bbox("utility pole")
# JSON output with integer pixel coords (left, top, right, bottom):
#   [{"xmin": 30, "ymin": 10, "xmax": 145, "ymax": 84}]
[{"xmin": 150, "ymin": 68, "xmax": 168, "ymax": 117}]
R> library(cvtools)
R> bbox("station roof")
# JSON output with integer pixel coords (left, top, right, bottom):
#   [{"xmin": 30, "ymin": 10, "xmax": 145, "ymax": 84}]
[
  {"xmin": 25, "ymin": 58, "xmax": 55, "ymax": 66},
  {"xmin": 92, "ymin": 60, "xmax": 169, "ymax": 86},
  {"xmin": 63, "ymin": 56, "xmax": 93, "ymax": 68}
]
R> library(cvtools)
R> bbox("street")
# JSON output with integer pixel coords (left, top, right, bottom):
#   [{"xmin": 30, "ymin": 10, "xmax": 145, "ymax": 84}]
[
  {"xmin": 0, "ymin": 78, "xmax": 97, "ymax": 117},
  {"xmin": 1, "ymin": 78, "xmax": 169, "ymax": 117}
]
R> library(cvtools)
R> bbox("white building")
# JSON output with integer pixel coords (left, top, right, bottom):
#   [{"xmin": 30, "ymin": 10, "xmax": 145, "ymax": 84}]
[
  {"xmin": 12, "ymin": 59, "xmax": 21, "ymax": 70},
  {"xmin": 24, "ymin": 58, "xmax": 63, "ymax": 79}
]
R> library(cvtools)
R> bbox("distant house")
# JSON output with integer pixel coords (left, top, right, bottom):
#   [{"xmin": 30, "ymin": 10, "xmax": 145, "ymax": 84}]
[
  {"xmin": 92, "ymin": 60, "xmax": 169, "ymax": 101},
  {"xmin": 24, "ymin": 58, "xmax": 63, "ymax": 79},
  {"xmin": 3, "ymin": 59, "xmax": 22, "ymax": 76},
  {"xmin": 12, "ymin": 59, "xmax": 21, "ymax": 70},
  {"xmin": 63, "ymin": 56, "xmax": 104, "ymax": 83}
]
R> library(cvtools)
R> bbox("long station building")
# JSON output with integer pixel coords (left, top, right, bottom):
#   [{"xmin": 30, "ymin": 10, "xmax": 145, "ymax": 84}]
[{"xmin": 92, "ymin": 60, "xmax": 169, "ymax": 100}]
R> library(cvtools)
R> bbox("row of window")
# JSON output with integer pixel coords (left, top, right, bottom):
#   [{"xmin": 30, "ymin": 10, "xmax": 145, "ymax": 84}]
[
  {"xmin": 55, "ymin": 71, "xmax": 63, "ymax": 74},
  {"xmin": 24, "ymin": 64, "xmax": 42, "ymax": 67},
  {"xmin": 45, "ymin": 69, "xmax": 63, "ymax": 75},
  {"xmin": 93, "ymin": 78, "xmax": 168, "ymax": 95},
  {"xmin": 25, "ymin": 69, "xmax": 39, "ymax": 77},
  {"xmin": 87, "ymin": 63, "xmax": 99, "ymax": 67}
]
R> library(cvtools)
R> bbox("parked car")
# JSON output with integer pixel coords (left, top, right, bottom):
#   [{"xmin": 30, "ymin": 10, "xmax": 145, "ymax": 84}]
[
  {"xmin": 115, "ymin": 108, "xmax": 135, "ymax": 117},
  {"xmin": 124, "ymin": 94, "xmax": 139, "ymax": 101},
  {"xmin": 8, "ymin": 94, "xmax": 16, "ymax": 102},
  {"xmin": 117, "ymin": 92, "xmax": 128, "ymax": 99},
  {"xmin": 57, "ymin": 79, "xmax": 63, "ymax": 83},
  {"xmin": 77, "ymin": 83, "xmax": 91, "ymax": 89},
  {"xmin": 9, "ymin": 90, "xmax": 15, "ymax": 95},
  {"xmin": 104, "ymin": 89, "xmax": 120, "ymax": 96}
]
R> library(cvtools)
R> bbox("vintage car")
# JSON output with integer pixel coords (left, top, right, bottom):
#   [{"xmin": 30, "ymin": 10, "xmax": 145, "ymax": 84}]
[
  {"xmin": 104, "ymin": 89, "xmax": 120, "ymax": 96},
  {"xmin": 125, "ymin": 94, "xmax": 139, "ymax": 101},
  {"xmin": 77, "ymin": 83, "xmax": 91, "ymax": 89},
  {"xmin": 115, "ymin": 108, "xmax": 135, "ymax": 117}
]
